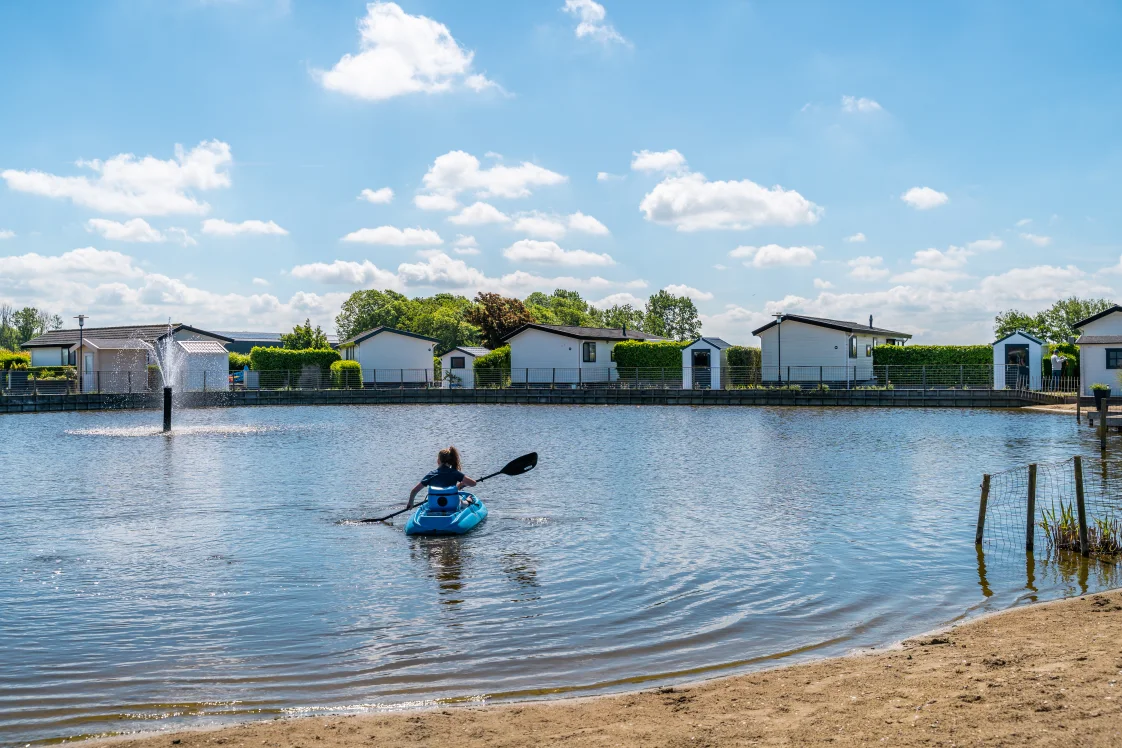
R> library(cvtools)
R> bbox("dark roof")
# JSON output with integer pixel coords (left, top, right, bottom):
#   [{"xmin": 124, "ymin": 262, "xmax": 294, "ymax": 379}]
[
  {"xmin": 338, "ymin": 326, "xmax": 439, "ymax": 347},
  {"xmin": 686, "ymin": 336, "xmax": 732, "ymax": 349},
  {"xmin": 447, "ymin": 346, "xmax": 491, "ymax": 357},
  {"xmin": 994, "ymin": 331, "xmax": 1044, "ymax": 345},
  {"xmin": 501, "ymin": 323, "xmax": 664, "ymax": 343},
  {"xmin": 1072, "ymin": 305, "xmax": 1122, "ymax": 329},
  {"xmin": 751, "ymin": 314, "xmax": 911, "ymax": 338},
  {"xmin": 1077, "ymin": 335, "xmax": 1122, "ymax": 345},
  {"xmin": 214, "ymin": 331, "xmax": 340, "ymax": 345},
  {"xmin": 22, "ymin": 323, "xmax": 232, "ymax": 348}
]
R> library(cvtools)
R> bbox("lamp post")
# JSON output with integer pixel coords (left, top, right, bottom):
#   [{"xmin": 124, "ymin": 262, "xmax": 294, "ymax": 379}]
[
  {"xmin": 74, "ymin": 314, "xmax": 87, "ymax": 393},
  {"xmin": 773, "ymin": 313, "xmax": 784, "ymax": 384}
]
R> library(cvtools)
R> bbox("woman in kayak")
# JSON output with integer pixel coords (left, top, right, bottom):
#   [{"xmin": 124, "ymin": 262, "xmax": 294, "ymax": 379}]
[{"xmin": 406, "ymin": 446, "xmax": 477, "ymax": 508}]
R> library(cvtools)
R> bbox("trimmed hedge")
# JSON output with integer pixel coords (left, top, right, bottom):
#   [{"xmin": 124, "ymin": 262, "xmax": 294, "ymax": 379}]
[
  {"xmin": 473, "ymin": 345, "xmax": 510, "ymax": 371},
  {"xmin": 872, "ymin": 344, "xmax": 992, "ymax": 367},
  {"xmin": 613, "ymin": 340, "xmax": 686, "ymax": 369},
  {"xmin": 228, "ymin": 352, "xmax": 251, "ymax": 371},
  {"xmin": 727, "ymin": 345, "xmax": 760, "ymax": 368},
  {"xmin": 249, "ymin": 346, "xmax": 339, "ymax": 371},
  {"xmin": 330, "ymin": 359, "xmax": 362, "ymax": 388},
  {"xmin": 1, "ymin": 350, "xmax": 31, "ymax": 370}
]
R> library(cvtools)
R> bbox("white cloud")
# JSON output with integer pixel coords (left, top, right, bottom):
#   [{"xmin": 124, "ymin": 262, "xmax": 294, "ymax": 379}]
[
  {"xmin": 502, "ymin": 239, "xmax": 615, "ymax": 266},
  {"xmin": 844, "ymin": 232, "xmax": 866, "ymax": 243},
  {"xmin": 414, "ymin": 193, "xmax": 460, "ymax": 211},
  {"xmin": 567, "ymin": 211, "xmax": 610, "ymax": 235},
  {"xmin": 966, "ymin": 237, "xmax": 1003, "ymax": 252},
  {"xmin": 813, "ymin": 278, "xmax": 833, "ymax": 289},
  {"xmin": 641, "ymin": 171, "xmax": 822, "ymax": 231},
  {"xmin": 164, "ymin": 228, "xmax": 196, "ymax": 247},
  {"xmin": 1015, "ymin": 218, "xmax": 1033, "ymax": 227},
  {"xmin": 730, "ymin": 244, "xmax": 818, "ymax": 268},
  {"xmin": 890, "ymin": 268, "xmax": 969, "ymax": 287},
  {"xmin": 979, "ymin": 265, "xmax": 1106, "ymax": 302},
  {"xmin": 0, "ymin": 229, "xmax": 13, "ymax": 240},
  {"xmin": 631, "ymin": 149, "xmax": 687, "ymax": 174},
  {"xmin": 841, "ymin": 95, "xmax": 883, "ymax": 113},
  {"xmin": 701, "ymin": 304, "xmax": 772, "ymax": 343},
  {"xmin": 563, "ymin": 0, "xmax": 627, "ymax": 45},
  {"xmin": 848, "ymin": 255, "xmax": 889, "ymax": 280},
  {"xmin": 252, "ymin": 277, "xmax": 270, "ymax": 287},
  {"xmin": 511, "ymin": 212, "xmax": 567, "ymax": 239},
  {"xmin": 86, "ymin": 218, "xmax": 166, "ymax": 243},
  {"xmin": 901, "ymin": 186, "xmax": 949, "ymax": 210},
  {"xmin": 316, "ymin": 2, "xmax": 497, "ymax": 101},
  {"xmin": 1020, "ymin": 232, "xmax": 1052, "ymax": 247},
  {"xmin": 453, "ymin": 246, "xmax": 480, "ymax": 256},
  {"xmin": 359, "ymin": 187, "xmax": 394, "ymax": 204},
  {"xmin": 341, "ymin": 226, "xmax": 443, "ymax": 245},
  {"xmin": 591, "ymin": 292, "xmax": 645, "ymax": 309},
  {"xmin": 202, "ymin": 219, "xmax": 289, "ymax": 236},
  {"xmin": 1, "ymin": 140, "xmax": 232, "ymax": 216},
  {"xmin": 452, "ymin": 234, "xmax": 478, "ymax": 248},
  {"xmin": 290, "ymin": 259, "xmax": 400, "ymax": 287},
  {"xmin": 663, "ymin": 284, "xmax": 713, "ymax": 301},
  {"xmin": 912, "ymin": 246, "xmax": 970, "ymax": 269},
  {"xmin": 448, "ymin": 201, "xmax": 511, "ymax": 226},
  {"xmin": 764, "ymin": 295, "xmax": 809, "ymax": 315},
  {"xmin": 419, "ymin": 150, "xmax": 566, "ymax": 204},
  {"xmin": 597, "ymin": 171, "xmax": 624, "ymax": 182}
]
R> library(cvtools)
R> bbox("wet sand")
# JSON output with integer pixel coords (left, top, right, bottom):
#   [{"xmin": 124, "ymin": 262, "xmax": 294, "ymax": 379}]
[{"xmin": 92, "ymin": 589, "xmax": 1122, "ymax": 747}]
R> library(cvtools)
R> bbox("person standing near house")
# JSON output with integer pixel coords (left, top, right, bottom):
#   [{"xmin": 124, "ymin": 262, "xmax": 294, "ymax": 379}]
[{"xmin": 1050, "ymin": 350, "xmax": 1064, "ymax": 389}]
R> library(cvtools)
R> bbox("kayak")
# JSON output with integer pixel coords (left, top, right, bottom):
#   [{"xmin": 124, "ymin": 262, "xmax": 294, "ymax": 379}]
[{"xmin": 404, "ymin": 491, "xmax": 487, "ymax": 536}]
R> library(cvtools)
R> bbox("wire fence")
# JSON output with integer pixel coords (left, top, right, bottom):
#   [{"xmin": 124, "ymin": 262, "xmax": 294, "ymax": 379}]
[{"xmin": 978, "ymin": 456, "xmax": 1122, "ymax": 556}]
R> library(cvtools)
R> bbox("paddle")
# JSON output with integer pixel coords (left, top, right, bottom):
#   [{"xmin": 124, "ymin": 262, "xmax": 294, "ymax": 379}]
[{"xmin": 359, "ymin": 452, "xmax": 538, "ymax": 524}]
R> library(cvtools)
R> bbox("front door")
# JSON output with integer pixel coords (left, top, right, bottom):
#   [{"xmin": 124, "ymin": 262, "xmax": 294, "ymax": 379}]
[
  {"xmin": 1004, "ymin": 344, "xmax": 1028, "ymax": 389},
  {"xmin": 692, "ymin": 349, "xmax": 711, "ymax": 389},
  {"xmin": 83, "ymin": 352, "xmax": 95, "ymax": 392}
]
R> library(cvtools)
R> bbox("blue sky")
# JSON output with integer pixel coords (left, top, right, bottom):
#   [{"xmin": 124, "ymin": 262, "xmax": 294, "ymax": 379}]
[{"xmin": 1, "ymin": 0, "xmax": 1121, "ymax": 343}]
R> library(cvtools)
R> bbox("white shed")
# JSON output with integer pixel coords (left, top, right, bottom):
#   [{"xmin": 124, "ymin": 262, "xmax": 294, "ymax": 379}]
[
  {"xmin": 175, "ymin": 340, "xmax": 231, "ymax": 391},
  {"xmin": 992, "ymin": 331, "xmax": 1042, "ymax": 391},
  {"xmin": 440, "ymin": 346, "xmax": 490, "ymax": 388},
  {"xmin": 752, "ymin": 314, "xmax": 911, "ymax": 384},
  {"xmin": 682, "ymin": 337, "xmax": 731, "ymax": 389},
  {"xmin": 339, "ymin": 326, "xmax": 438, "ymax": 386},
  {"xmin": 1075, "ymin": 305, "xmax": 1122, "ymax": 396},
  {"xmin": 503, "ymin": 324, "xmax": 663, "ymax": 385}
]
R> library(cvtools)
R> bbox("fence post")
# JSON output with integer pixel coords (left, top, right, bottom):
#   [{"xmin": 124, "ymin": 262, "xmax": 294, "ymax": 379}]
[
  {"xmin": 661, "ymin": 367, "xmax": 665, "ymax": 388},
  {"xmin": 975, "ymin": 473, "xmax": 991, "ymax": 545},
  {"xmin": 1026, "ymin": 463, "xmax": 1037, "ymax": 552},
  {"xmin": 1074, "ymin": 455, "xmax": 1089, "ymax": 557},
  {"xmin": 578, "ymin": 367, "xmax": 582, "ymax": 387},
  {"xmin": 819, "ymin": 366, "xmax": 823, "ymax": 388},
  {"xmin": 960, "ymin": 365, "xmax": 964, "ymax": 389},
  {"xmin": 203, "ymin": 370, "xmax": 207, "ymax": 392},
  {"xmin": 922, "ymin": 365, "xmax": 927, "ymax": 391},
  {"xmin": 787, "ymin": 365, "xmax": 791, "ymax": 385},
  {"xmin": 1099, "ymin": 397, "xmax": 1108, "ymax": 450},
  {"xmin": 128, "ymin": 370, "xmax": 132, "ymax": 394}
]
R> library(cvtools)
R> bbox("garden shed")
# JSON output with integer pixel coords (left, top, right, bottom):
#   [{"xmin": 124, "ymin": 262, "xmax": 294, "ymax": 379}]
[
  {"xmin": 682, "ymin": 337, "xmax": 731, "ymax": 389},
  {"xmin": 440, "ymin": 346, "xmax": 490, "ymax": 388},
  {"xmin": 992, "ymin": 331, "xmax": 1042, "ymax": 391},
  {"xmin": 175, "ymin": 340, "xmax": 231, "ymax": 391}
]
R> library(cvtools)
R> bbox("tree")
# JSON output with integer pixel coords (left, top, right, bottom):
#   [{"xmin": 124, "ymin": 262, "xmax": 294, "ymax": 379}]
[
  {"xmin": 993, "ymin": 296, "xmax": 1114, "ymax": 342},
  {"xmin": 643, "ymin": 290, "xmax": 701, "ymax": 341},
  {"xmin": 993, "ymin": 309, "xmax": 1047, "ymax": 341},
  {"xmin": 524, "ymin": 289, "xmax": 598, "ymax": 327},
  {"xmin": 1, "ymin": 306, "xmax": 62, "ymax": 349},
  {"xmin": 281, "ymin": 319, "xmax": 331, "ymax": 349},
  {"xmin": 334, "ymin": 289, "xmax": 413, "ymax": 340},
  {"xmin": 592, "ymin": 303, "xmax": 645, "ymax": 331},
  {"xmin": 465, "ymin": 292, "xmax": 535, "ymax": 349}
]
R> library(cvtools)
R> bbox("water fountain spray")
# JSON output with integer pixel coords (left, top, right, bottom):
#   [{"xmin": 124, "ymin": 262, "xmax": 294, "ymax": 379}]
[{"xmin": 146, "ymin": 322, "xmax": 186, "ymax": 433}]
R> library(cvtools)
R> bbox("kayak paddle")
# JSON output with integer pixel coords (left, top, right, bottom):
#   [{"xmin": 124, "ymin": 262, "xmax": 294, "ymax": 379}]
[{"xmin": 359, "ymin": 452, "xmax": 538, "ymax": 523}]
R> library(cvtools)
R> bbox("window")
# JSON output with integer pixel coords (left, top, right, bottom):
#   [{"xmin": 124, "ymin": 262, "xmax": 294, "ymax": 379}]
[
  {"xmin": 1107, "ymin": 349, "xmax": 1122, "ymax": 369},
  {"xmin": 450, "ymin": 356, "xmax": 466, "ymax": 369},
  {"xmin": 865, "ymin": 344, "xmax": 872, "ymax": 357},
  {"xmin": 848, "ymin": 336, "xmax": 857, "ymax": 359},
  {"xmin": 583, "ymin": 341, "xmax": 596, "ymax": 363}
]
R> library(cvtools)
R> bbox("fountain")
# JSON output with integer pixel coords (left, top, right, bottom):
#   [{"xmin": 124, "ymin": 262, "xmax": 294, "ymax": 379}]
[{"xmin": 145, "ymin": 322, "xmax": 187, "ymax": 433}]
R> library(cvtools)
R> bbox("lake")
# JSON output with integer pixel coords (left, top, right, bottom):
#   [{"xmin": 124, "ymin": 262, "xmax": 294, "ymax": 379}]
[{"xmin": 0, "ymin": 404, "xmax": 1115, "ymax": 744}]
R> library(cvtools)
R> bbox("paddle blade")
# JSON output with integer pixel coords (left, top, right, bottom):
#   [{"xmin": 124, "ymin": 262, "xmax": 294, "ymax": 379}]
[{"xmin": 500, "ymin": 452, "xmax": 537, "ymax": 477}]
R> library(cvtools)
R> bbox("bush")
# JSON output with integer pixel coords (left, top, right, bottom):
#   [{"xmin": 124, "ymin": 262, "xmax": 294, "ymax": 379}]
[
  {"xmin": 613, "ymin": 340, "xmax": 686, "ymax": 369},
  {"xmin": 1045, "ymin": 342, "xmax": 1079, "ymax": 377},
  {"xmin": 249, "ymin": 346, "xmax": 339, "ymax": 371},
  {"xmin": 433, "ymin": 356, "xmax": 441, "ymax": 383},
  {"xmin": 330, "ymin": 359, "xmax": 362, "ymax": 388},
  {"xmin": 228, "ymin": 352, "xmax": 251, "ymax": 371},
  {"xmin": 873, "ymin": 344, "xmax": 992, "ymax": 367},
  {"xmin": 473, "ymin": 345, "xmax": 510, "ymax": 371},
  {"xmin": 0, "ymin": 349, "xmax": 31, "ymax": 370},
  {"xmin": 1092, "ymin": 382, "xmax": 1111, "ymax": 392},
  {"xmin": 727, "ymin": 345, "xmax": 761, "ymax": 368},
  {"xmin": 28, "ymin": 366, "xmax": 74, "ymax": 378}
]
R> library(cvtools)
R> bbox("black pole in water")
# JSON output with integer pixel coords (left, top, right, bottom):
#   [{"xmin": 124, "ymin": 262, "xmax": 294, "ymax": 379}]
[{"xmin": 162, "ymin": 386, "xmax": 172, "ymax": 432}]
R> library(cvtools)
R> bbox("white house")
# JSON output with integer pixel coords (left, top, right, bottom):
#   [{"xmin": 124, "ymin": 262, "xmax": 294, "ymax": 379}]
[
  {"xmin": 339, "ymin": 326, "xmax": 438, "ymax": 386},
  {"xmin": 682, "ymin": 337, "xmax": 731, "ymax": 389},
  {"xmin": 1075, "ymin": 305, "xmax": 1122, "ymax": 396},
  {"xmin": 503, "ymin": 324, "xmax": 662, "ymax": 384},
  {"xmin": 992, "ymin": 331, "xmax": 1042, "ymax": 391},
  {"xmin": 440, "ymin": 346, "xmax": 490, "ymax": 388},
  {"xmin": 752, "ymin": 314, "xmax": 911, "ymax": 384}
]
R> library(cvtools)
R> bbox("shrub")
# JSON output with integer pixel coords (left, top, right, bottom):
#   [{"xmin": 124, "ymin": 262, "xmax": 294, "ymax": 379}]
[
  {"xmin": 613, "ymin": 340, "xmax": 686, "ymax": 369},
  {"xmin": 249, "ymin": 346, "xmax": 339, "ymax": 371},
  {"xmin": 727, "ymin": 345, "xmax": 761, "ymax": 368},
  {"xmin": 330, "ymin": 359, "xmax": 362, "ymax": 388},
  {"xmin": 1045, "ymin": 342, "xmax": 1079, "ymax": 377},
  {"xmin": 473, "ymin": 345, "xmax": 510, "ymax": 371},
  {"xmin": 433, "ymin": 356, "xmax": 441, "ymax": 383},
  {"xmin": 228, "ymin": 352, "xmax": 251, "ymax": 371},
  {"xmin": 1092, "ymin": 383, "xmax": 1111, "ymax": 392},
  {"xmin": 873, "ymin": 344, "xmax": 992, "ymax": 367},
  {"xmin": 0, "ymin": 349, "xmax": 31, "ymax": 370}
]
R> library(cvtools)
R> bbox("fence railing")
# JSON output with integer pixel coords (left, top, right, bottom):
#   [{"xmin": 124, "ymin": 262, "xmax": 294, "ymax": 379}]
[{"xmin": 0, "ymin": 364, "xmax": 1084, "ymax": 395}]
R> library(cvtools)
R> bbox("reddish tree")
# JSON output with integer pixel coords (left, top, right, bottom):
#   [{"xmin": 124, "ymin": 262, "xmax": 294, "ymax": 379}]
[{"xmin": 466, "ymin": 292, "xmax": 535, "ymax": 349}]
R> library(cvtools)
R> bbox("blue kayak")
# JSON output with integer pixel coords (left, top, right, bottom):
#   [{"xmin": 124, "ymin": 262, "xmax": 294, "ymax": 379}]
[{"xmin": 404, "ymin": 490, "xmax": 487, "ymax": 536}]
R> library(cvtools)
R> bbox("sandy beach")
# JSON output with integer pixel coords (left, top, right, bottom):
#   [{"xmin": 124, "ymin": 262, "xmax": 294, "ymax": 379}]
[{"xmin": 92, "ymin": 589, "xmax": 1122, "ymax": 748}]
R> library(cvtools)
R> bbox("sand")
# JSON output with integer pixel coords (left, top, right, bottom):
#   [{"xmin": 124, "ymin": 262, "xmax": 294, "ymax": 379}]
[
  {"xmin": 1022, "ymin": 403, "xmax": 1079, "ymax": 414},
  {"xmin": 93, "ymin": 591, "xmax": 1122, "ymax": 748}
]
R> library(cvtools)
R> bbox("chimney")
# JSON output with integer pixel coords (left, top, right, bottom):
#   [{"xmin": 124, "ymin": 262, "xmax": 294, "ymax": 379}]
[{"xmin": 869, "ymin": 314, "xmax": 873, "ymax": 329}]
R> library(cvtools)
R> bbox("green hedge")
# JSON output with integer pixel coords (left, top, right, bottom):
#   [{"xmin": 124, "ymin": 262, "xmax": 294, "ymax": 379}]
[
  {"xmin": 330, "ymin": 359, "xmax": 362, "ymax": 388},
  {"xmin": 613, "ymin": 340, "xmax": 686, "ymax": 369},
  {"xmin": 872, "ymin": 344, "xmax": 992, "ymax": 367},
  {"xmin": 473, "ymin": 345, "xmax": 510, "ymax": 371},
  {"xmin": 228, "ymin": 351, "xmax": 251, "ymax": 371},
  {"xmin": 0, "ymin": 350, "xmax": 31, "ymax": 370},
  {"xmin": 1045, "ymin": 342, "xmax": 1078, "ymax": 377},
  {"xmin": 249, "ymin": 346, "xmax": 339, "ymax": 371},
  {"xmin": 727, "ymin": 345, "xmax": 761, "ymax": 368}
]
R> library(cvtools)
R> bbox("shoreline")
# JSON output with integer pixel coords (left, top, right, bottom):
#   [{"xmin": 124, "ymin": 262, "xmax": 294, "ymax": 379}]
[{"xmin": 82, "ymin": 588, "xmax": 1122, "ymax": 747}]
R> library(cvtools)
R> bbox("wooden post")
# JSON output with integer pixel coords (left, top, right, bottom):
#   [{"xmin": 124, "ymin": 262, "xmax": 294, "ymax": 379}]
[
  {"xmin": 1026, "ymin": 463, "xmax": 1037, "ymax": 552},
  {"xmin": 1074, "ymin": 455, "xmax": 1089, "ymax": 557},
  {"xmin": 1099, "ymin": 397, "xmax": 1108, "ymax": 450},
  {"xmin": 975, "ymin": 473, "xmax": 991, "ymax": 545}
]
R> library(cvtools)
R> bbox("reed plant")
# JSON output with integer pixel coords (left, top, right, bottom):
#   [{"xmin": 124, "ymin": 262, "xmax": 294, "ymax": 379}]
[{"xmin": 1039, "ymin": 501, "xmax": 1122, "ymax": 554}]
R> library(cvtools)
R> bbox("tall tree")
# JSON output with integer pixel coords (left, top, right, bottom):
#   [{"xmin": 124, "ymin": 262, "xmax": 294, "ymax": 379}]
[
  {"xmin": 524, "ymin": 289, "xmax": 598, "ymax": 327},
  {"xmin": 643, "ymin": 290, "xmax": 701, "ymax": 341},
  {"xmin": 592, "ymin": 303, "xmax": 645, "ymax": 331},
  {"xmin": 2, "ymin": 306, "xmax": 63, "ymax": 349},
  {"xmin": 280, "ymin": 318, "xmax": 331, "ymax": 349},
  {"xmin": 993, "ymin": 296, "xmax": 1114, "ymax": 342},
  {"xmin": 334, "ymin": 289, "xmax": 413, "ymax": 340},
  {"xmin": 465, "ymin": 292, "xmax": 535, "ymax": 349}
]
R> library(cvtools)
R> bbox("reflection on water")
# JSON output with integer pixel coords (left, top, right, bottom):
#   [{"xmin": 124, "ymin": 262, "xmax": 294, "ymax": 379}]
[{"xmin": 2, "ymin": 404, "xmax": 1121, "ymax": 744}]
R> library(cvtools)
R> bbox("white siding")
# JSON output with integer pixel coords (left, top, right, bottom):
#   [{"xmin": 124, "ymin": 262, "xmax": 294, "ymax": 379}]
[
  {"xmin": 350, "ymin": 331, "xmax": 435, "ymax": 384},
  {"xmin": 758, "ymin": 321, "xmax": 881, "ymax": 381},
  {"xmin": 1080, "ymin": 312, "xmax": 1122, "ymax": 395},
  {"xmin": 30, "ymin": 347, "xmax": 68, "ymax": 367},
  {"xmin": 992, "ymin": 333, "xmax": 1042, "ymax": 390},
  {"xmin": 508, "ymin": 328, "xmax": 623, "ymax": 383},
  {"xmin": 682, "ymin": 341, "xmax": 727, "ymax": 388},
  {"xmin": 440, "ymin": 351, "xmax": 476, "ymax": 388}
]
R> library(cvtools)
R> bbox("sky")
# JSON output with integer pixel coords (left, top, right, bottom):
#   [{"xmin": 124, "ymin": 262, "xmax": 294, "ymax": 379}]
[{"xmin": 1, "ymin": 0, "xmax": 1121, "ymax": 343}]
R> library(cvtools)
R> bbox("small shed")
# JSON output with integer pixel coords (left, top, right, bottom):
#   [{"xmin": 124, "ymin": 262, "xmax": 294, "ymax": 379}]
[
  {"xmin": 176, "ymin": 340, "xmax": 231, "ymax": 391},
  {"xmin": 682, "ymin": 337, "xmax": 731, "ymax": 389},
  {"xmin": 440, "ymin": 346, "xmax": 490, "ymax": 389},
  {"xmin": 992, "ymin": 331, "xmax": 1042, "ymax": 391}
]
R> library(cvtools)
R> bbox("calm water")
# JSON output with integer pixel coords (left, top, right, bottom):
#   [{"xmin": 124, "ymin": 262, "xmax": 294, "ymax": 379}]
[{"xmin": 0, "ymin": 405, "xmax": 1117, "ymax": 744}]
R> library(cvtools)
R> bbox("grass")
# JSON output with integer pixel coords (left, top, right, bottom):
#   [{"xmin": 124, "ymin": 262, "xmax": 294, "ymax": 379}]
[{"xmin": 1039, "ymin": 500, "xmax": 1122, "ymax": 554}]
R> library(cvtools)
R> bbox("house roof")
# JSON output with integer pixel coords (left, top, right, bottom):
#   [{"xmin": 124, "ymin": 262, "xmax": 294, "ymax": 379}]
[
  {"xmin": 69, "ymin": 338, "xmax": 153, "ymax": 351},
  {"xmin": 22, "ymin": 324, "xmax": 232, "ymax": 348},
  {"xmin": 179, "ymin": 340, "xmax": 228, "ymax": 354},
  {"xmin": 751, "ymin": 314, "xmax": 911, "ymax": 338},
  {"xmin": 993, "ymin": 331, "xmax": 1044, "ymax": 345},
  {"xmin": 685, "ymin": 336, "xmax": 732, "ymax": 349},
  {"xmin": 338, "ymin": 326, "xmax": 439, "ymax": 347},
  {"xmin": 213, "ymin": 330, "xmax": 340, "ymax": 345},
  {"xmin": 446, "ymin": 346, "xmax": 491, "ymax": 357},
  {"xmin": 1072, "ymin": 305, "xmax": 1122, "ymax": 329},
  {"xmin": 1076, "ymin": 335, "xmax": 1122, "ymax": 345},
  {"xmin": 500, "ymin": 323, "xmax": 664, "ymax": 343}
]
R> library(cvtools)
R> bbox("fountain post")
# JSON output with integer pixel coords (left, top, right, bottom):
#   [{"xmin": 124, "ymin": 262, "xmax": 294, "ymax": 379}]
[{"xmin": 163, "ymin": 386, "xmax": 172, "ymax": 432}]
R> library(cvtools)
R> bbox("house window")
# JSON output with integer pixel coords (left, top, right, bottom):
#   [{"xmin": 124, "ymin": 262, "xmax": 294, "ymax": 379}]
[
  {"xmin": 865, "ymin": 344, "xmax": 872, "ymax": 357},
  {"xmin": 583, "ymin": 341, "xmax": 596, "ymax": 363},
  {"xmin": 848, "ymin": 336, "xmax": 857, "ymax": 359},
  {"xmin": 1107, "ymin": 349, "xmax": 1122, "ymax": 369},
  {"xmin": 450, "ymin": 356, "xmax": 466, "ymax": 369}
]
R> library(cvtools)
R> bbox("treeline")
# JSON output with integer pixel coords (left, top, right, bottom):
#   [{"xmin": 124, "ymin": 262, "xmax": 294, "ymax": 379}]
[{"xmin": 0, "ymin": 305, "xmax": 63, "ymax": 352}]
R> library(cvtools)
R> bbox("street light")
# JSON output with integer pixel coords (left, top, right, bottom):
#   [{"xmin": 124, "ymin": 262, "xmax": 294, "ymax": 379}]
[
  {"xmin": 773, "ymin": 313, "xmax": 784, "ymax": 384},
  {"xmin": 74, "ymin": 314, "xmax": 87, "ymax": 393}
]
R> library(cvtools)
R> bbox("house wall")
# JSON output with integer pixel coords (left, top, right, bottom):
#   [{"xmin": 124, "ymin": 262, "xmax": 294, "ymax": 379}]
[
  {"xmin": 508, "ymin": 328, "xmax": 622, "ymax": 383},
  {"xmin": 440, "ymin": 352, "xmax": 475, "ymax": 388},
  {"xmin": 81, "ymin": 348, "xmax": 148, "ymax": 393},
  {"xmin": 180, "ymin": 352, "xmax": 230, "ymax": 392},
  {"xmin": 759, "ymin": 322, "xmax": 881, "ymax": 381},
  {"xmin": 30, "ymin": 346, "xmax": 69, "ymax": 367},
  {"xmin": 1080, "ymin": 312, "xmax": 1122, "ymax": 395},
  {"xmin": 351, "ymin": 332, "xmax": 436, "ymax": 384},
  {"xmin": 992, "ymin": 334, "xmax": 1042, "ymax": 390}
]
